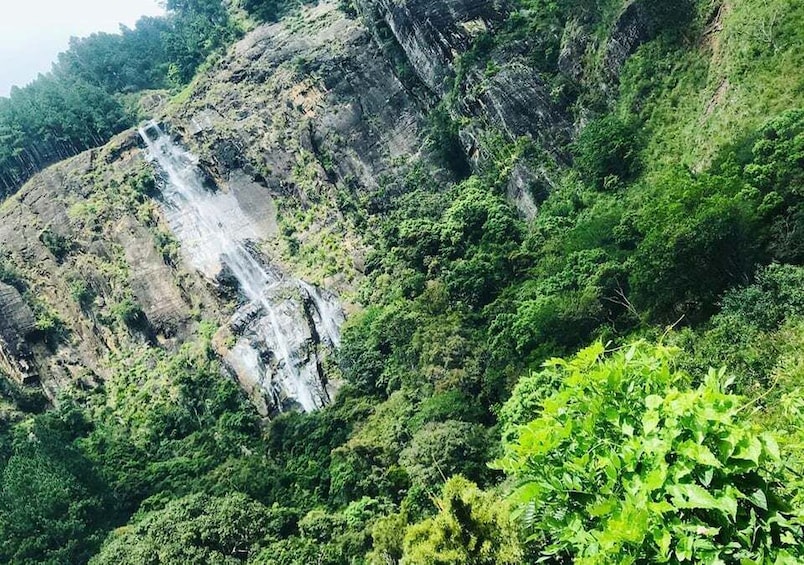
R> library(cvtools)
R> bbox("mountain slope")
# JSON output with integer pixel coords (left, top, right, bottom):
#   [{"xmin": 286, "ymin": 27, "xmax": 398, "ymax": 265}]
[{"xmin": 0, "ymin": 0, "xmax": 802, "ymax": 562}]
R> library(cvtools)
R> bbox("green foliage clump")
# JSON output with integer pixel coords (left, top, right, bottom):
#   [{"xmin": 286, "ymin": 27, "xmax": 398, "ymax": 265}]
[
  {"xmin": 28, "ymin": 296, "xmax": 69, "ymax": 346},
  {"xmin": 0, "ymin": 405, "xmax": 113, "ymax": 564},
  {"xmin": 399, "ymin": 421, "xmax": 489, "ymax": 488},
  {"xmin": 81, "ymin": 337, "xmax": 260, "ymax": 509},
  {"xmin": 628, "ymin": 167, "xmax": 758, "ymax": 321},
  {"xmin": 243, "ymin": 0, "xmax": 311, "ymax": 23},
  {"xmin": 0, "ymin": 256, "xmax": 26, "ymax": 292},
  {"xmin": 111, "ymin": 298, "xmax": 149, "ymax": 331},
  {"xmin": 399, "ymin": 476, "xmax": 523, "ymax": 565},
  {"xmin": 328, "ymin": 390, "xmax": 413, "ymax": 505},
  {"xmin": 69, "ymin": 277, "xmax": 96, "ymax": 309},
  {"xmin": 91, "ymin": 492, "xmax": 277, "ymax": 564},
  {"xmin": 676, "ymin": 264, "xmax": 804, "ymax": 393},
  {"xmin": 573, "ymin": 115, "xmax": 643, "ymax": 190},
  {"xmin": 743, "ymin": 108, "xmax": 804, "ymax": 262},
  {"xmin": 163, "ymin": 0, "xmax": 243, "ymax": 84},
  {"xmin": 39, "ymin": 228, "xmax": 74, "ymax": 263},
  {"xmin": 496, "ymin": 342, "xmax": 804, "ymax": 563},
  {"xmin": 0, "ymin": 375, "xmax": 47, "ymax": 414},
  {"xmin": 153, "ymin": 229, "xmax": 181, "ymax": 266},
  {"xmin": 339, "ymin": 303, "xmax": 419, "ymax": 396},
  {"xmin": 426, "ymin": 105, "xmax": 471, "ymax": 178}
]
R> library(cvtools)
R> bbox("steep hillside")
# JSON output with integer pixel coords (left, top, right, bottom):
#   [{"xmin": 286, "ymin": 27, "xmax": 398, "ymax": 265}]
[{"xmin": 0, "ymin": 0, "xmax": 802, "ymax": 563}]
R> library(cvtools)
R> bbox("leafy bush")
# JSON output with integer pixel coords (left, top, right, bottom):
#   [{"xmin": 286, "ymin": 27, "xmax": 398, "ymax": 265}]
[
  {"xmin": 242, "ymin": 0, "xmax": 309, "ymax": 23},
  {"xmin": 495, "ymin": 341, "xmax": 804, "ymax": 563},
  {"xmin": 0, "ymin": 407, "xmax": 112, "ymax": 564},
  {"xmin": 399, "ymin": 421, "xmax": 489, "ymax": 487},
  {"xmin": 400, "ymin": 476, "xmax": 523, "ymax": 565},
  {"xmin": 79, "ymin": 336, "xmax": 261, "ymax": 511},
  {"xmin": 111, "ymin": 298, "xmax": 149, "ymax": 331},
  {"xmin": 743, "ymin": 109, "xmax": 804, "ymax": 262},
  {"xmin": 69, "ymin": 278, "xmax": 96, "ymax": 309},
  {"xmin": 0, "ymin": 258, "xmax": 26, "ymax": 292},
  {"xmin": 39, "ymin": 228, "xmax": 74, "ymax": 263},
  {"xmin": 339, "ymin": 304, "xmax": 418, "ymax": 396},
  {"xmin": 573, "ymin": 115, "xmax": 643, "ymax": 190},
  {"xmin": 28, "ymin": 297, "xmax": 69, "ymax": 346},
  {"xmin": 0, "ymin": 375, "xmax": 47, "ymax": 413},
  {"xmin": 92, "ymin": 492, "xmax": 274, "ymax": 564},
  {"xmin": 629, "ymin": 168, "xmax": 759, "ymax": 320},
  {"xmin": 426, "ymin": 105, "xmax": 471, "ymax": 178},
  {"xmin": 677, "ymin": 264, "xmax": 804, "ymax": 393},
  {"xmin": 718, "ymin": 263, "xmax": 804, "ymax": 331}
]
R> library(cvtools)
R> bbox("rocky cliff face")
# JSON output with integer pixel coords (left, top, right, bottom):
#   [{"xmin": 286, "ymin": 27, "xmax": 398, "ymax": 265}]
[
  {"xmin": 602, "ymin": 0, "xmax": 694, "ymax": 84},
  {"xmin": 354, "ymin": 0, "xmax": 511, "ymax": 95},
  {"xmin": 0, "ymin": 0, "xmax": 672, "ymax": 414},
  {"xmin": 0, "ymin": 135, "xmax": 212, "ymax": 399},
  {"xmin": 354, "ymin": 0, "xmax": 576, "ymax": 217},
  {"xmin": 0, "ymin": 1, "xmax": 443, "ymax": 413},
  {"xmin": 0, "ymin": 283, "xmax": 36, "ymax": 384}
]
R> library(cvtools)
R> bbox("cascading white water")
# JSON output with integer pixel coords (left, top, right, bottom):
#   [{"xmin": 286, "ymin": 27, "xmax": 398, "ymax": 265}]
[{"xmin": 138, "ymin": 121, "xmax": 344, "ymax": 412}]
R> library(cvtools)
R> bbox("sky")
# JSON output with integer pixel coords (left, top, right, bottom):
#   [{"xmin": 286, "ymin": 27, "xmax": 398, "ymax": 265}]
[{"xmin": 0, "ymin": 0, "xmax": 165, "ymax": 97}]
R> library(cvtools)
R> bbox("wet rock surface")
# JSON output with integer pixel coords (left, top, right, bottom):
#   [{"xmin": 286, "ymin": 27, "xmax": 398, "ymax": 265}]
[
  {"xmin": 223, "ymin": 281, "xmax": 343, "ymax": 416},
  {"xmin": 141, "ymin": 122, "xmax": 344, "ymax": 415}
]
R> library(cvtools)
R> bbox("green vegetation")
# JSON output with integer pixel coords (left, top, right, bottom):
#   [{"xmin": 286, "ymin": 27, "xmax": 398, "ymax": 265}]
[
  {"xmin": 497, "ymin": 342, "xmax": 802, "ymax": 563},
  {"xmin": 0, "ymin": 0, "xmax": 803, "ymax": 562},
  {"xmin": 242, "ymin": 0, "xmax": 312, "ymax": 23}
]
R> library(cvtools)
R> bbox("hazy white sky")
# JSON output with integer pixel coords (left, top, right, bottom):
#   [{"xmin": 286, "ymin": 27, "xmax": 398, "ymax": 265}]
[{"xmin": 0, "ymin": 0, "xmax": 165, "ymax": 97}]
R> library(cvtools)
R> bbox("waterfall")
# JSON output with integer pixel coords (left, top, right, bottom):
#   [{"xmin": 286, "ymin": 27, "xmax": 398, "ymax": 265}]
[{"xmin": 138, "ymin": 121, "xmax": 344, "ymax": 413}]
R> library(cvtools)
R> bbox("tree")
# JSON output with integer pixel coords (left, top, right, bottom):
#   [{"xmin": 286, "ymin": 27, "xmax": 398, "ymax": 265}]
[
  {"xmin": 0, "ymin": 408, "xmax": 111, "ymax": 564},
  {"xmin": 401, "ymin": 476, "xmax": 523, "ymax": 565},
  {"xmin": 573, "ymin": 115, "xmax": 643, "ymax": 190},
  {"xmin": 91, "ymin": 492, "xmax": 277, "ymax": 564},
  {"xmin": 399, "ymin": 421, "xmax": 489, "ymax": 487}
]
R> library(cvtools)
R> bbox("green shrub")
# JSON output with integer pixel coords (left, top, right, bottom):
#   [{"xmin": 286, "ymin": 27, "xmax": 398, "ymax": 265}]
[
  {"xmin": 743, "ymin": 109, "xmax": 804, "ymax": 262},
  {"xmin": 152, "ymin": 230, "xmax": 180, "ymax": 266},
  {"xmin": 426, "ymin": 106, "xmax": 471, "ymax": 178},
  {"xmin": 0, "ymin": 407, "xmax": 112, "ymax": 564},
  {"xmin": 111, "ymin": 298, "xmax": 148, "ymax": 331},
  {"xmin": 676, "ymin": 264, "xmax": 804, "ymax": 395},
  {"xmin": 129, "ymin": 168, "xmax": 156, "ymax": 196},
  {"xmin": 629, "ymin": 168, "xmax": 759, "ymax": 320},
  {"xmin": 39, "ymin": 228, "xmax": 74, "ymax": 263},
  {"xmin": 573, "ymin": 115, "xmax": 643, "ymax": 190},
  {"xmin": 242, "ymin": 0, "xmax": 309, "ymax": 23},
  {"xmin": 69, "ymin": 278, "xmax": 95, "ymax": 309},
  {"xmin": 91, "ymin": 492, "xmax": 272, "ymax": 564},
  {"xmin": 399, "ymin": 421, "xmax": 489, "ymax": 488},
  {"xmin": 0, "ymin": 258, "xmax": 25, "ymax": 292},
  {"xmin": 28, "ymin": 298, "xmax": 68, "ymax": 346},
  {"xmin": 495, "ymin": 341, "xmax": 804, "ymax": 563},
  {"xmin": 400, "ymin": 476, "xmax": 523, "ymax": 565}
]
